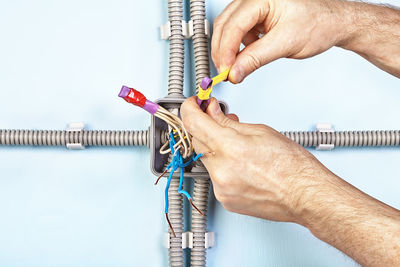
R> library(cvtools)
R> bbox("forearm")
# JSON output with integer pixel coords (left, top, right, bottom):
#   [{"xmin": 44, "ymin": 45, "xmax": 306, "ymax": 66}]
[
  {"xmin": 338, "ymin": 1, "xmax": 400, "ymax": 77},
  {"xmin": 296, "ymin": 171, "xmax": 400, "ymax": 266}
]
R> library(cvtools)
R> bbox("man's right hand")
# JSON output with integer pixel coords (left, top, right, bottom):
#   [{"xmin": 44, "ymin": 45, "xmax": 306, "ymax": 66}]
[{"xmin": 212, "ymin": 0, "xmax": 400, "ymax": 82}]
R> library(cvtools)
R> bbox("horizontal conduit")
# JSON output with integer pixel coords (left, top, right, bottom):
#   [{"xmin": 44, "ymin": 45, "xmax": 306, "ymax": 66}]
[
  {"xmin": 1, "ymin": 129, "xmax": 399, "ymax": 148},
  {"xmin": 0, "ymin": 129, "xmax": 149, "ymax": 147}
]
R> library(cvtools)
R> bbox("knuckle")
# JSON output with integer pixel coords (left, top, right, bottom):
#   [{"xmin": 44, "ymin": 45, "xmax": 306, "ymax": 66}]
[
  {"xmin": 218, "ymin": 116, "xmax": 234, "ymax": 127},
  {"xmin": 227, "ymin": 113, "xmax": 239, "ymax": 122},
  {"xmin": 218, "ymin": 176, "xmax": 231, "ymax": 189},
  {"xmin": 246, "ymin": 52, "xmax": 262, "ymax": 71},
  {"xmin": 213, "ymin": 189, "xmax": 224, "ymax": 203},
  {"xmin": 214, "ymin": 190, "xmax": 231, "ymax": 210},
  {"xmin": 221, "ymin": 198, "xmax": 235, "ymax": 212},
  {"xmin": 253, "ymin": 123, "xmax": 270, "ymax": 133},
  {"xmin": 211, "ymin": 167, "xmax": 226, "ymax": 183}
]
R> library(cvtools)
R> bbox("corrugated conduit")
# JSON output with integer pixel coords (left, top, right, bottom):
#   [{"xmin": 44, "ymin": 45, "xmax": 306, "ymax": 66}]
[
  {"xmin": 166, "ymin": 0, "xmax": 185, "ymax": 265},
  {"xmin": 190, "ymin": 0, "xmax": 210, "ymax": 88},
  {"xmin": 167, "ymin": 0, "xmax": 185, "ymax": 97},
  {"xmin": 189, "ymin": 0, "xmax": 211, "ymax": 266},
  {"xmin": 1, "ymin": 129, "xmax": 399, "ymax": 148},
  {"xmin": 282, "ymin": 130, "xmax": 400, "ymax": 147},
  {"xmin": 0, "ymin": 129, "xmax": 149, "ymax": 147}
]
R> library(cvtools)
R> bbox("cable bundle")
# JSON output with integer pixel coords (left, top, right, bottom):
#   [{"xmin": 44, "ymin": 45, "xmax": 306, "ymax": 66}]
[
  {"xmin": 118, "ymin": 86, "xmax": 204, "ymax": 235},
  {"xmin": 156, "ymin": 132, "xmax": 204, "ymax": 236},
  {"xmin": 118, "ymin": 86, "xmax": 193, "ymax": 158}
]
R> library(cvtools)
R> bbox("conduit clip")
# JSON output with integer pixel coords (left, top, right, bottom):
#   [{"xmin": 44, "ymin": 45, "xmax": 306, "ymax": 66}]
[
  {"xmin": 160, "ymin": 20, "xmax": 188, "ymax": 40},
  {"xmin": 160, "ymin": 20, "xmax": 210, "ymax": 40},
  {"xmin": 66, "ymin": 122, "xmax": 85, "ymax": 150},
  {"xmin": 187, "ymin": 19, "xmax": 210, "ymax": 38},
  {"xmin": 316, "ymin": 123, "xmax": 335, "ymax": 151},
  {"xmin": 204, "ymin": 232, "xmax": 215, "ymax": 249},
  {"xmin": 164, "ymin": 231, "xmax": 215, "ymax": 249}
]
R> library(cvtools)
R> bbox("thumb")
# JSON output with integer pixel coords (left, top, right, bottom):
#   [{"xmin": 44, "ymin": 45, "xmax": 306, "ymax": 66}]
[
  {"xmin": 229, "ymin": 27, "xmax": 288, "ymax": 83},
  {"xmin": 206, "ymin": 98, "xmax": 251, "ymax": 133},
  {"xmin": 206, "ymin": 98, "xmax": 270, "ymax": 135}
]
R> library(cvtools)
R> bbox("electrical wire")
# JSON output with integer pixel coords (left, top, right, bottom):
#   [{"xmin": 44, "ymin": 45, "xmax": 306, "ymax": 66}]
[
  {"xmin": 118, "ymin": 86, "xmax": 193, "ymax": 158},
  {"xmin": 161, "ymin": 132, "xmax": 204, "ymax": 237}
]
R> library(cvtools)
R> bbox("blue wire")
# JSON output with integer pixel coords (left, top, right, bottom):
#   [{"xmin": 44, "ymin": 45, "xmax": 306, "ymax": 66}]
[
  {"xmin": 164, "ymin": 167, "xmax": 175, "ymax": 213},
  {"xmin": 177, "ymin": 152, "xmax": 192, "ymax": 200},
  {"xmin": 164, "ymin": 131, "xmax": 204, "ymax": 214}
]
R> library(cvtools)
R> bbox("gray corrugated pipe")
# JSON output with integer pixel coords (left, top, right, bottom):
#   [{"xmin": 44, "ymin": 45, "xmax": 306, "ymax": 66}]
[
  {"xmin": 166, "ymin": 109, "xmax": 185, "ymax": 267},
  {"xmin": 167, "ymin": 0, "xmax": 185, "ymax": 97},
  {"xmin": 0, "ymin": 129, "xmax": 149, "ymax": 147},
  {"xmin": 282, "ymin": 130, "xmax": 400, "ymax": 147},
  {"xmin": 168, "ymin": 176, "xmax": 185, "ymax": 267},
  {"xmin": 2, "ymin": 129, "xmax": 399, "ymax": 148},
  {"xmin": 190, "ymin": 0, "xmax": 210, "ymax": 87},
  {"xmin": 190, "ymin": 166, "xmax": 210, "ymax": 267},
  {"xmin": 166, "ymin": 0, "xmax": 185, "ymax": 266},
  {"xmin": 189, "ymin": 0, "xmax": 210, "ymax": 266}
]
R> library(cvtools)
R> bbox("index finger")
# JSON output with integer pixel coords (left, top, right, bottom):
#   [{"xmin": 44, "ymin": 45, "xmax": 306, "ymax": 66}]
[
  {"xmin": 219, "ymin": 1, "xmax": 269, "ymax": 72},
  {"xmin": 180, "ymin": 96, "xmax": 230, "ymax": 148},
  {"xmin": 211, "ymin": 0, "xmax": 242, "ymax": 71}
]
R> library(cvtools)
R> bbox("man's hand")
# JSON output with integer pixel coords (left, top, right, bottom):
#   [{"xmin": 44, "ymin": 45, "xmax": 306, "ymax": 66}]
[
  {"xmin": 212, "ymin": 0, "xmax": 400, "ymax": 82},
  {"xmin": 181, "ymin": 97, "xmax": 400, "ymax": 266},
  {"xmin": 181, "ymin": 97, "xmax": 330, "ymax": 222}
]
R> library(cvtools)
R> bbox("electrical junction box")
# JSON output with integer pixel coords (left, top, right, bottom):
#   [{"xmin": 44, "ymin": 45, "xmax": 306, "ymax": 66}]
[{"xmin": 150, "ymin": 97, "xmax": 228, "ymax": 178}]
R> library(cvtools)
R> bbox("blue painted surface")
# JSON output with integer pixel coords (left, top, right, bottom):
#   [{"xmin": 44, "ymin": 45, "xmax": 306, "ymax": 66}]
[{"xmin": 0, "ymin": 0, "xmax": 399, "ymax": 266}]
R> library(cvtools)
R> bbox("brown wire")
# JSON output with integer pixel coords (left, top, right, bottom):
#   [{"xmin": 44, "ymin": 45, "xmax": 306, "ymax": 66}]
[
  {"xmin": 155, "ymin": 169, "xmax": 168, "ymax": 185},
  {"xmin": 165, "ymin": 213, "xmax": 176, "ymax": 238},
  {"xmin": 189, "ymin": 199, "xmax": 205, "ymax": 217}
]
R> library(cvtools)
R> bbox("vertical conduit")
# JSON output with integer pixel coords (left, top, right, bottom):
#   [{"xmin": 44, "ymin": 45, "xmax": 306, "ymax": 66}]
[
  {"xmin": 168, "ymin": 0, "xmax": 185, "ymax": 97},
  {"xmin": 167, "ymin": 108, "xmax": 184, "ymax": 267},
  {"xmin": 167, "ymin": 0, "xmax": 185, "ymax": 266},
  {"xmin": 189, "ymin": 0, "xmax": 210, "ymax": 266},
  {"xmin": 190, "ymin": 168, "xmax": 210, "ymax": 267},
  {"xmin": 190, "ymin": 0, "xmax": 210, "ymax": 88},
  {"xmin": 168, "ymin": 177, "xmax": 185, "ymax": 267}
]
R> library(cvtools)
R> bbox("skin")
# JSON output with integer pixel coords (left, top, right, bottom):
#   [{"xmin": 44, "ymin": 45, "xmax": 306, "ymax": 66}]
[
  {"xmin": 211, "ymin": 0, "xmax": 400, "ymax": 82},
  {"xmin": 181, "ymin": 0, "xmax": 400, "ymax": 266}
]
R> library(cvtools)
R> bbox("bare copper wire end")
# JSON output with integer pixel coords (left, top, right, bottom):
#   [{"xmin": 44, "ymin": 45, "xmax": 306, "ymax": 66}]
[
  {"xmin": 189, "ymin": 199, "xmax": 205, "ymax": 217},
  {"xmin": 155, "ymin": 169, "xmax": 168, "ymax": 185},
  {"xmin": 165, "ymin": 213, "xmax": 176, "ymax": 237}
]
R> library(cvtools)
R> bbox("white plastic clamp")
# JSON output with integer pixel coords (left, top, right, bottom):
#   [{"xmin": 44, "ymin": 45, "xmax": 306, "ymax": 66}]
[
  {"xmin": 187, "ymin": 19, "xmax": 210, "ymax": 38},
  {"xmin": 316, "ymin": 123, "xmax": 335, "ymax": 151},
  {"xmin": 66, "ymin": 122, "xmax": 85, "ymax": 150},
  {"xmin": 164, "ymin": 231, "xmax": 215, "ymax": 249},
  {"xmin": 160, "ymin": 19, "xmax": 210, "ymax": 40},
  {"xmin": 160, "ymin": 20, "xmax": 188, "ymax": 40}
]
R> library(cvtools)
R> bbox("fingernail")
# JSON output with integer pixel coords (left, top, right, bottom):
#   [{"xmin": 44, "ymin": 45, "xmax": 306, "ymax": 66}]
[{"xmin": 230, "ymin": 65, "xmax": 244, "ymax": 83}]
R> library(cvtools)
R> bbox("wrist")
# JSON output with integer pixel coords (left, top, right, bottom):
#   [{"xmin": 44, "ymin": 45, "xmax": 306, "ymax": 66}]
[
  {"xmin": 288, "ymin": 166, "xmax": 345, "ymax": 228},
  {"xmin": 331, "ymin": 0, "xmax": 360, "ymax": 49},
  {"xmin": 336, "ymin": 1, "xmax": 400, "ymax": 51}
]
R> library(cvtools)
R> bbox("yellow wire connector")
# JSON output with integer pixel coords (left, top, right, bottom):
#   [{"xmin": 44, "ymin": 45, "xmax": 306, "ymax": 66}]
[{"xmin": 197, "ymin": 69, "xmax": 230, "ymax": 100}]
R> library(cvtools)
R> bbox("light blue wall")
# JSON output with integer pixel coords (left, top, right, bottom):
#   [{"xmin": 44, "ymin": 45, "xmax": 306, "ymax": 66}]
[{"xmin": 0, "ymin": 0, "xmax": 399, "ymax": 266}]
